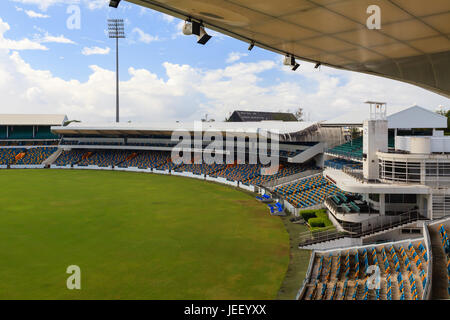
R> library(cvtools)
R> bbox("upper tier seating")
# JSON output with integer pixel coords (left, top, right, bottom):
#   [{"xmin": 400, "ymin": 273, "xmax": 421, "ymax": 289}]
[
  {"xmin": 324, "ymin": 158, "xmax": 362, "ymax": 170},
  {"xmin": 328, "ymin": 137, "xmax": 363, "ymax": 159},
  {"xmin": 273, "ymin": 175, "xmax": 342, "ymax": 209}
]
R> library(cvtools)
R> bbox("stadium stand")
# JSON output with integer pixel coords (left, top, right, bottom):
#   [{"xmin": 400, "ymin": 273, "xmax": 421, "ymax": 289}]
[
  {"xmin": 300, "ymin": 239, "xmax": 429, "ymax": 300},
  {"xmin": 273, "ymin": 175, "xmax": 343, "ymax": 209},
  {"xmin": 15, "ymin": 147, "xmax": 57, "ymax": 165},
  {"xmin": 0, "ymin": 147, "xmax": 56, "ymax": 165},
  {"xmin": 324, "ymin": 158, "xmax": 362, "ymax": 170},
  {"xmin": 0, "ymin": 148, "xmax": 26, "ymax": 165},
  {"xmin": 327, "ymin": 137, "xmax": 363, "ymax": 159}
]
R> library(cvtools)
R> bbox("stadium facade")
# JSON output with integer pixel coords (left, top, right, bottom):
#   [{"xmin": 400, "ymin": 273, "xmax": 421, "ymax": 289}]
[{"xmin": 0, "ymin": 105, "xmax": 449, "ymax": 300}]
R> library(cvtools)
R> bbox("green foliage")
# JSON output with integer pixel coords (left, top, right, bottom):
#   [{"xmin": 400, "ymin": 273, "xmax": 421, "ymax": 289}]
[
  {"xmin": 436, "ymin": 108, "xmax": 450, "ymax": 134},
  {"xmin": 300, "ymin": 210, "xmax": 317, "ymax": 221},
  {"xmin": 308, "ymin": 218, "xmax": 325, "ymax": 228},
  {"xmin": 300, "ymin": 208, "xmax": 333, "ymax": 231}
]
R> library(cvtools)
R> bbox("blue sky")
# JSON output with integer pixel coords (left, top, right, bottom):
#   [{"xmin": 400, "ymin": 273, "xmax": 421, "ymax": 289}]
[{"xmin": 0, "ymin": 0, "xmax": 448, "ymax": 123}]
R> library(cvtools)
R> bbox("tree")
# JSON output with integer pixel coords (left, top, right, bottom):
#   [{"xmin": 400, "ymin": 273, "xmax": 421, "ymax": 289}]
[
  {"xmin": 436, "ymin": 107, "xmax": 450, "ymax": 134},
  {"xmin": 294, "ymin": 107, "xmax": 304, "ymax": 121}
]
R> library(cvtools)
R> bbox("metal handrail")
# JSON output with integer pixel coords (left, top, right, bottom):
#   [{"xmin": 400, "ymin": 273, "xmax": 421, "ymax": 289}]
[{"xmin": 299, "ymin": 209, "xmax": 426, "ymax": 247}]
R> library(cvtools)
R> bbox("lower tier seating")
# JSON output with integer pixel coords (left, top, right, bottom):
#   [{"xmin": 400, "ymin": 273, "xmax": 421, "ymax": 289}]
[
  {"xmin": 273, "ymin": 175, "xmax": 342, "ymax": 208},
  {"xmin": 301, "ymin": 240, "xmax": 430, "ymax": 300}
]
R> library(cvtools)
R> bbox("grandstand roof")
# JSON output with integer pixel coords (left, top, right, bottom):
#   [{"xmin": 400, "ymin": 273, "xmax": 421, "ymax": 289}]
[
  {"xmin": 0, "ymin": 114, "xmax": 67, "ymax": 126},
  {"xmin": 126, "ymin": 0, "xmax": 450, "ymax": 98},
  {"xmin": 228, "ymin": 110, "xmax": 298, "ymax": 122},
  {"xmin": 51, "ymin": 120, "xmax": 318, "ymax": 137},
  {"xmin": 323, "ymin": 105, "xmax": 447, "ymax": 128}
]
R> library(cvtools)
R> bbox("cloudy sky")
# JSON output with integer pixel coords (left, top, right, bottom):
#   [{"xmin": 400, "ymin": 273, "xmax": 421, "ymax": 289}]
[{"xmin": 0, "ymin": 0, "xmax": 449, "ymax": 124}]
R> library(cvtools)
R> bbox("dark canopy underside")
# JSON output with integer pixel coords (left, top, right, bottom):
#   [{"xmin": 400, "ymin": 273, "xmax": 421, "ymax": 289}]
[{"xmin": 126, "ymin": 0, "xmax": 450, "ymax": 98}]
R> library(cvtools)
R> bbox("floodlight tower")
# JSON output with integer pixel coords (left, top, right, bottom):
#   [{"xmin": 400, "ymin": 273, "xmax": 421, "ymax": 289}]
[{"xmin": 108, "ymin": 19, "xmax": 125, "ymax": 123}]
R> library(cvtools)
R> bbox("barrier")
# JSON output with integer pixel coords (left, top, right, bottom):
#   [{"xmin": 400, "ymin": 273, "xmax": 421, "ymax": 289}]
[{"xmin": 9, "ymin": 165, "xmax": 45, "ymax": 169}]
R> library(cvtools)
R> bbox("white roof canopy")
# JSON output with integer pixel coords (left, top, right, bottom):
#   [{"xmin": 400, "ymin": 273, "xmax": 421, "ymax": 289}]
[
  {"xmin": 0, "ymin": 114, "xmax": 68, "ymax": 126},
  {"xmin": 126, "ymin": 0, "xmax": 450, "ymax": 98},
  {"xmin": 52, "ymin": 120, "xmax": 318, "ymax": 136},
  {"xmin": 324, "ymin": 105, "xmax": 447, "ymax": 128}
]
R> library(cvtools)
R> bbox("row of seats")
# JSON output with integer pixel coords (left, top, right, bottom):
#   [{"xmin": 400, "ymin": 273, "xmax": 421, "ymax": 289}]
[
  {"xmin": 245, "ymin": 163, "xmax": 317, "ymax": 186},
  {"xmin": 438, "ymin": 225, "xmax": 450, "ymax": 295},
  {"xmin": 327, "ymin": 137, "xmax": 363, "ymax": 159},
  {"xmin": 15, "ymin": 147, "xmax": 57, "ymax": 165},
  {"xmin": 52, "ymin": 150, "xmax": 315, "ymax": 189},
  {"xmin": 274, "ymin": 175, "xmax": 342, "ymax": 208},
  {"xmin": 324, "ymin": 158, "xmax": 362, "ymax": 170},
  {"xmin": 0, "ymin": 147, "xmax": 56, "ymax": 165},
  {"xmin": 302, "ymin": 241, "xmax": 429, "ymax": 300}
]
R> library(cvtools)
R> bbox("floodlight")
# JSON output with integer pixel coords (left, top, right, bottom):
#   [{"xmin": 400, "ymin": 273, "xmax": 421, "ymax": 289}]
[
  {"xmin": 248, "ymin": 41, "xmax": 255, "ymax": 51},
  {"xmin": 283, "ymin": 55, "xmax": 300, "ymax": 71},
  {"xmin": 109, "ymin": 0, "xmax": 121, "ymax": 8},
  {"xmin": 182, "ymin": 20, "xmax": 211, "ymax": 45}
]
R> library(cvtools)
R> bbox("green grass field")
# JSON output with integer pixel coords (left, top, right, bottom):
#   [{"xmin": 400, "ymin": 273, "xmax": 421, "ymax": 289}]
[{"xmin": 0, "ymin": 169, "xmax": 290, "ymax": 300}]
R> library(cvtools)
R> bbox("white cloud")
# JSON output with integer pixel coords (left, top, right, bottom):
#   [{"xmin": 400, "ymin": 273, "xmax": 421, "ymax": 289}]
[
  {"xmin": 226, "ymin": 52, "xmax": 248, "ymax": 64},
  {"xmin": 12, "ymin": 0, "xmax": 109, "ymax": 11},
  {"xmin": 161, "ymin": 13, "xmax": 175, "ymax": 23},
  {"xmin": 39, "ymin": 33, "xmax": 75, "ymax": 44},
  {"xmin": 0, "ymin": 47, "xmax": 448, "ymax": 126},
  {"xmin": 11, "ymin": 0, "xmax": 72, "ymax": 11},
  {"xmin": 84, "ymin": 0, "xmax": 108, "ymax": 10},
  {"xmin": 81, "ymin": 46, "xmax": 110, "ymax": 55},
  {"xmin": 15, "ymin": 7, "xmax": 50, "ymax": 18},
  {"xmin": 0, "ymin": 18, "xmax": 47, "ymax": 50},
  {"xmin": 132, "ymin": 27, "xmax": 159, "ymax": 44}
]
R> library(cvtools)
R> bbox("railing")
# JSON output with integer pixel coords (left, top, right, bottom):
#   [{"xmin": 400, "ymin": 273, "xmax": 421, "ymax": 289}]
[
  {"xmin": 325, "ymin": 198, "xmax": 379, "ymax": 216},
  {"xmin": 299, "ymin": 209, "xmax": 426, "ymax": 247}
]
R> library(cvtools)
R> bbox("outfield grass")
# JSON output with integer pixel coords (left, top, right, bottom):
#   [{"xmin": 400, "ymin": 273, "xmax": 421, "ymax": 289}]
[{"xmin": 0, "ymin": 169, "xmax": 289, "ymax": 299}]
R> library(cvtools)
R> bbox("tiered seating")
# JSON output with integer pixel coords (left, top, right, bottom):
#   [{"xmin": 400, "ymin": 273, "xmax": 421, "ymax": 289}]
[
  {"xmin": 439, "ymin": 225, "xmax": 450, "ymax": 254},
  {"xmin": 76, "ymin": 150, "xmax": 132, "ymax": 167},
  {"xmin": 0, "ymin": 148, "xmax": 26, "ymax": 165},
  {"xmin": 54, "ymin": 149, "xmax": 86, "ymax": 166},
  {"xmin": 120, "ymin": 151, "xmax": 170, "ymax": 169},
  {"xmin": 274, "ymin": 175, "xmax": 342, "ymax": 208},
  {"xmin": 15, "ymin": 147, "xmax": 57, "ymax": 165},
  {"xmin": 212, "ymin": 164, "xmax": 262, "ymax": 182},
  {"xmin": 329, "ymin": 193, "xmax": 369, "ymax": 213},
  {"xmin": 438, "ymin": 225, "xmax": 450, "ymax": 295},
  {"xmin": 324, "ymin": 158, "xmax": 362, "ymax": 170},
  {"xmin": 175, "ymin": 162, "xmax": 227, "ymax": 176},
  {"xmin": 301, "ymin": 240, "xmax": 430, "ymax": 300},
  {"xmin": 245, "ymin": 163, "xmax": 315, "ymax": 185},
  {"xmin": 327, "ymin": 137, "xmax": 363, "ymax": 159},
  {"xmin": 409, "ymin": 271, "xmax": 419, "ymax": 300},
  {"xmin": 386, "ymin": 274, "xmax": 392, "ymax": 300}
]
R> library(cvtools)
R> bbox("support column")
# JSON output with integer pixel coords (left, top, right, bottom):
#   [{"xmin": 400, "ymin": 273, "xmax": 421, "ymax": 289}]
[{"xmin": 379, "ymin": 193, "xmax": 386, "ymax": 216}]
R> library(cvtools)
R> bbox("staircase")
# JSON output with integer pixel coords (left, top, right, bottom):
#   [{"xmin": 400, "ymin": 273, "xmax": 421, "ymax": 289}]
[{"xmin": 428, "ymin": 225, "xmax": 449, "ymax": 299}]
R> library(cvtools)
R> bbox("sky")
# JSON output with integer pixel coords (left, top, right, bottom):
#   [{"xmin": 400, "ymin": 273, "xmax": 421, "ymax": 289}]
[{"xmin": 0, "ymin": 0, "xmax": 449, "ymax": 124}]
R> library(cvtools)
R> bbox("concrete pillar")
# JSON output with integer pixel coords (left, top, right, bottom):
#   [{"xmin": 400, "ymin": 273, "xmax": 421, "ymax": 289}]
[
  {"xmin": 420, "ymin": 161, "xmax": 426, "ymax": 185},
  {"xmin": 427, "ymin": 194, "xmax": 433, "ymax": 219},
  {"xmin": 379, "ymin": 193, "xmax": 385, "ymax": 216}
]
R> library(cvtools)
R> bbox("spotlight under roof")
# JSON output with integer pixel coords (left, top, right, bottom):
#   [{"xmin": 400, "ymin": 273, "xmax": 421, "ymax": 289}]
[
  {"xmin": 283, "ymin": 55, "xmax": 300, "ymax": 71},
  {"xmin": 182, "ymin": 20, "xmax": 212, "ymax": 45},
  {"xmin": 109, "ymin": 0, "xmax": 121, "ymax": 8}
]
